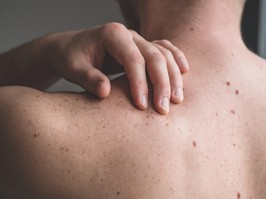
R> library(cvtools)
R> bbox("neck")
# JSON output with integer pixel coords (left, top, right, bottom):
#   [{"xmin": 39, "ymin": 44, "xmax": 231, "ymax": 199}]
[{"xmin": 138, "ymin": 0, "xmax": 245, "ymax": 50}]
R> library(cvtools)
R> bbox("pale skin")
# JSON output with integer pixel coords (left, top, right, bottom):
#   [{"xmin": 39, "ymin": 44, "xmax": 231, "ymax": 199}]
[
  {"xmin": 0, "ymin": 23, "xmax": 189, "ymax": 115},
  {"xmin": 1, "ymin": 0, "xmax": 266, "ymax": 199}
]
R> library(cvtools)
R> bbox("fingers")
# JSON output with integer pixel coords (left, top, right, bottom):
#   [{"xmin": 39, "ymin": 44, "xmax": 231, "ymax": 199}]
[
  {"xmin": 132, "ymin": 31, "xmax": 186, "ymax": 114},
  {"xmin": 153, "ymin": 43, "xmax": 184, "ymax": 104},
  {"xmin": 153, "ymin": 40, "xmax": 189, "ymax": 73},
  {"xmin": 131, "ymin": 32, "xmax": 171, "ymax": 115},
  {"xmin": 65, "ymin": 62, "xmax": 111, "ymax": 98},
  {"xmin": 101, "ymin": 23, "xmax": 148, "ymax": 110}
]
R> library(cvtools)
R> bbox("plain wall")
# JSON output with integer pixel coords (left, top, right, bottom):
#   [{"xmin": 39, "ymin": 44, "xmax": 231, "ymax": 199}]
[{"xmin": 0, "ymin": 0, "xmax": 123, "ymax": 91}]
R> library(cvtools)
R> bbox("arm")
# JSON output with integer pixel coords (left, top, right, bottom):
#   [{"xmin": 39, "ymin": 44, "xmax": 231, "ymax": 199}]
[
  {"xmin": 0, "ymin": 33, "xmax": 64, "ymax": 89},
  {"xmin": 0, "ymin": 23, "xmax": 189, "ymax": 114}
]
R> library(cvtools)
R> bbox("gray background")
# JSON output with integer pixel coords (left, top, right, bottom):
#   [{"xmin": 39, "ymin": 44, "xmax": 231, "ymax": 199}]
[
  {"xmin": 0, "ymin": 0, "xmax": 123, "ymax": 91},
  {"xmin": 0, "ymin": 0, "xmax": 265, "ymax": 91}
]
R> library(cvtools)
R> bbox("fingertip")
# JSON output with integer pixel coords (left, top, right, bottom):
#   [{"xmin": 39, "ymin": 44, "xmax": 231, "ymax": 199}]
[
  {"xmin": 155, "ymin": 97, "xmax": 170, "ymax": 115},
  {"xmin": 171, "ymin": 86, "xmax": 184, "ymax": 104},
  {"xmin": 95, "ymin": 79, "xmax": 111, "ymax": 99},
  {"xmin": 178, "ymin": 58, "xmax": 190, "ymax": 73}
]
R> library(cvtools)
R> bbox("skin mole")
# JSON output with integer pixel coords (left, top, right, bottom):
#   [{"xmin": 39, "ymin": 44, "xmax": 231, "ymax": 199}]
[
  {"xmin": 237, "ymin": 192, "xmax": 241, "ymax": 199},
  {"xmin": 33, "ymin": 134, "xmax": 39, "ymax": 138},
  {"xmin": 226, "ymin": 81, "xmax": 231, "ymax": 86},
  {"xmin": 230, "ymin": 109, "xmax": 236, "ymax": 115},
  {"xmin": 235, "ymin": 90, "xmax": 239, "ymax": 95},
  {"xmin": 192, "ymin": 141, "xmax": 197, "ymax": 148}
]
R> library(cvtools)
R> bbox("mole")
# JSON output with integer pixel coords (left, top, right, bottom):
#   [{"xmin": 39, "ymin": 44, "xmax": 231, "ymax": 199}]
[
  {"xmin": 33, "ymin": 134, "xmax": 39, "ymax": 138},
  {"xmin": 117, "ymin": 192, "xmax": 120, "ymax": 195},
  {"xmin": 190, "ymin": 27, "xmax": 194, "ymax": 31},
  {"xmin": 226, "ymin": 81, "xmax": 231, "ymax": 86},
  {"xmin": 192, "ymin": 141, "xmax": 197, "ymax": 148},
  {"xmin": 237, "ymin": 192, "xmax": 241, "ymax": 199},
  {"xmin": 230, "ymin": 109, "xmax": 236, "ymax": 115},
  {"xmin": 235, "ymin": 90, "xmax": 239, "ymax": 95}
]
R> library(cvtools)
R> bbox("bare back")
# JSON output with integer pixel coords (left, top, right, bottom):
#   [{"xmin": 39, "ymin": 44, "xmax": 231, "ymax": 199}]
[{"xmin": 0, "ymin": 43, "xmax": 266, "ymax": 198}]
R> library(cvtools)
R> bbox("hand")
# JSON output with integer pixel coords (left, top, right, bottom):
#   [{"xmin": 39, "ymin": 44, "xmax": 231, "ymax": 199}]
[{"xmin": 53, "ymin": 22, "xmax": 189, "ymax": 114}]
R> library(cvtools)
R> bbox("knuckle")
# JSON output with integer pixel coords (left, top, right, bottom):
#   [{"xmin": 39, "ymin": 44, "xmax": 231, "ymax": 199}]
[
  {"xmin": 85, "ymin": 70, "xmax": 98, "ymax": 81},
  {"xmin": 159, "ymin": 39, "xmax": 172, "ymax": 46},
  {"xmin": 126, "ymin": 53, "xmax": 145, "ymax": 66},
  {"xmin": 173, "ymin": 47, "xmax": 185, "ymax": 57},
  {"xmin": 148, "ymin": 50, "xmax": 166, "ymax": 64},
  {"xmin": 102, "ymin": 22, "xmax": 126, "ymax": 35}
]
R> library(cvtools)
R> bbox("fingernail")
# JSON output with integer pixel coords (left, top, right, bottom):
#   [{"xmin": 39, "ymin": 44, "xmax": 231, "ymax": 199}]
[
  {"xmin": 174, "ymin": 86, "xmax": 184, "ymax": 102},
  {"xmin": 141, "ymin": 94, "xmax": 148, "ymax": 109},
  {"xmin": 161, "ymin": 97, "xmax": 169, "ymax": 112},
  {"xmin": 179, "ymin": 57, "xmax": 189, "ymax": 69}
]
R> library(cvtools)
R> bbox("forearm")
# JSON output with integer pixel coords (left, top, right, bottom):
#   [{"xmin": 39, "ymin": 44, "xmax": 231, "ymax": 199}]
[{"xmin": 0, "ymin": 32, "xmax": 70, "ymax": 90}]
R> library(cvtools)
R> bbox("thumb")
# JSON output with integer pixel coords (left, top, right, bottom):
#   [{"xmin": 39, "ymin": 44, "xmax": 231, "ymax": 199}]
[{"xmin": 68, "ymin": 65, "xmax": 111, "ymax": 98}]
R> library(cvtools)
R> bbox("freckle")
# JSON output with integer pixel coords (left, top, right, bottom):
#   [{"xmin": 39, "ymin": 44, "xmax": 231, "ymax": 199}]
[
  {"xmin": 90, "ymin": 178, "xmax": 93, "ymax": 182},
  {"xmin": 54, "ymin": 108, "xmax": 57, "ymax": 111},
  {"xmin": 33, "ymin": 134, "xmax": 39, "ymax": 138},
  {"xmin": 230, "ymin": 109, "xmax": 235, "ymax": 114},
  {"xmin": 190, "ymin": 27, "xmax": 194, "ymax": 31},
  {"xmin": 24, "ymin": 109, "xmax": 27, "ymax": 112},
  {"xmin": 215, "ymin": 112, "xmax": 219, "ymax": 117},
  {"xmin": 192, "ymin": 141, "xmax": 197, "ymax": 147},
  {"xmin": 36, "ymin": 95, "xmax": 40, "ymax": 98},
  {"xmin": 237, "ymin": 192, "xmax": 241, "ymax": 199},
  {"xmin": 226, "ymin": 81, "xmax": 231, "ymax": 86},
  {"xmin": 233, "ymin": 144, "xmax": 236, "ymax": 147},
  {"xmin": 68, "ymin": 170, "xmax": 71, "ymax": 174},
  {"xmin": 165, "ymin": 123, "xmax": 169, "ymax": 127},
  {"xmin": 235, "ymin": 90, "xmax": 239, "ymax": 95},
  {"xmin": 65, "ymin": 148, "xmax": 69, "ymax": 152},
  {"xmin": 145, "ymin": 122, "xmax": 149, "ymax": 126},
  {"xmin": 231, "ymin": 52, "xmax": 235, "ymax": 56},
  {"xmin": 117, "ymin": 192, "xmax": 120, "ymax": 195},
  {"xmin": 101, "ymin": 178, "xmax": 104, "ymax": 182}
]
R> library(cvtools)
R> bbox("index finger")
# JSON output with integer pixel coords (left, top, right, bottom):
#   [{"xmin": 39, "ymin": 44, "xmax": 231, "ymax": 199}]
[{"xmin": 100, "ymin": 23, "xmax": 149, "ymax": 110}]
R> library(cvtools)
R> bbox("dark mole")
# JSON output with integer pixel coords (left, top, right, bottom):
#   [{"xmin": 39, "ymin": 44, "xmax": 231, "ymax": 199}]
[
  {"xmin": 190, "ymin": 27, "xmax": 194, "ymax": 31},
  {"xmin": 33, "ymin": 134, "xmax": 39, "ymax": 138},
  {"xmin": 230, "ymin": 109, "xmax": 236, "ymax": 115},
  {"xmin": 68, "ymin": 170, "xmax": 71, "ymax": 174},
  {"xmin": 117, "ymin": 192, "xmax": 120, "ymax": 195},
  {"xmin": 226, "ymin": 81, "xmax": 231, "ymax": 86},
  {"xmin": 192, "ymin": 141, "xmax": 197, "ymax": 148},
  {"xmin": 235, "ymin": 90, "xmax": 239, "ymax": 95},
  {"xmin": 237, "ymin": 192, "xmax": 241, "ymax": 199}
]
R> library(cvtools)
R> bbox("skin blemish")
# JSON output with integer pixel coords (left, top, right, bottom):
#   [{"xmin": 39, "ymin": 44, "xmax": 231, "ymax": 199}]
[
  {"xmin": 226, "ymin": 81, "xmax": 231, "ymax": 86},
  {"xmin": 145, "ymin": 122, "xmax": 149, "ymax": 126},
  {"xmin": 230, "ymin": 109, "xmax": 236, "ymax": 115},
  {"xmin": 117, "ymin": 192, "xmax": 120, "ymax": 196},
  {"xmin": 231, "ymin": 52, "xmax": 235, "ymax": 56},
  {"xmin": 190, "ymin": 27, "xmax": 194, "ymax": 31},
  {"xmin": 237, "ymin": 192, "xmax": 241, "ymax": 199},
  {"xmin": 33, "ymin": 134, "xmax": 39, "ymax": 138},
  {"xmin": 192, "ymin": 141, "xmax": 197, "ymax": 148},
  {"xmin": 235, "ymin": 90, "xmax": 239, "ymax": 95}
]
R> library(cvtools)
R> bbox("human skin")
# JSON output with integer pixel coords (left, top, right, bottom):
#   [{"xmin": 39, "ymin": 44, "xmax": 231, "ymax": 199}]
[
  {"xmin": 0, "ymin": 23, "xmax": 189, "ymax": 115},
  {"xmin": 0, "ymin": 0, "xmax": 266, "ymax": 198}
]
